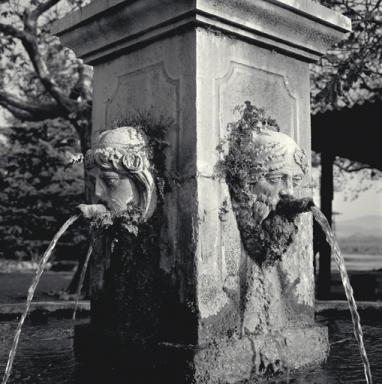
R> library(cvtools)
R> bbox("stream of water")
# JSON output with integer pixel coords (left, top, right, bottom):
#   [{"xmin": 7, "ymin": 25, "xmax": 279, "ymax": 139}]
[
  {"xmin": 1, "ymin": 214, "xmax": 80, "ymax": 384},
  {"xmin": 312, "ymin": 206, "xmax": 373, "ymax": 384},
  {"xmin": 72, "ymin": 245, "xmax": 92, "ymax": 321}
]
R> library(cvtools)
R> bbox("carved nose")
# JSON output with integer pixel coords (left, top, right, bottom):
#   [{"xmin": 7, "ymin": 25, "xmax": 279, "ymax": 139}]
[
  {"xmin": 95, "ymin": 179, "xmax": 103, "ymax": 198},
  {"xmin": 280, "ymin": 179, "xmax": 294, "ymax": 197}
]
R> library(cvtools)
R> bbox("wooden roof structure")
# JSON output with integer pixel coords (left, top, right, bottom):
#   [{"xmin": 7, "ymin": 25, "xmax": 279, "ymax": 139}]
[{"xmin": 312, "ymin": 101, "xmax": 382, "ymax": 170}]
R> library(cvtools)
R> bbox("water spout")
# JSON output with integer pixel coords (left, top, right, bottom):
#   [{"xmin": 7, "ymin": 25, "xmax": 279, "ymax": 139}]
[
  {"xmin": 72, "ymin": 244, "xmax": 93, "ymax": 321},
  {"xmin": 1, "ymin": 214, "xmax": 80, "ymax": 384},
  {"xmin": 276, "ymin": 195, "xmax": 315, "ymax": 217},
  {"xmin": 311, "ymin": 206, "xmax": 373, "ymax": 384}
]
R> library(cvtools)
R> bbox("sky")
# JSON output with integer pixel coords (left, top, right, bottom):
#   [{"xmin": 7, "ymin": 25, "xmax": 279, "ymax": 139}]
[
  {"xmin": 334, "ymin": 185, "xmax": 382, "ymax": 222},
  {"xmin": 311, "ymin": 166, "xmax": 382, "ymax": 222}
]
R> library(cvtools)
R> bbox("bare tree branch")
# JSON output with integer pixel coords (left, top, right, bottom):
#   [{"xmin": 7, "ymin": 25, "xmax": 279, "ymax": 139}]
[
  {"xmin": 0, "ymin": 0, "xmax": 92, "ymax": 156},
  {"xmin": 359, "ymin": 75, "xmax": 376, "ymax": 92},
  {"xmin": 24, "ymin": 37, "xmax": 82, "ymax": 116},
  {"xmin": 69, "ymin": 63, "xmax": 92, "ymax": 101},
  {"xmin": 31, "ymin": 0, "xmax": 62, "ymax": 19},
  {"xmin": 0, "ymin": 103, "xmax": 38, "ymax": 121},
  {"xmin": 0, "ymin": 23, "xmax": 27, "ymax": 40},
  {"xmin": 0, "ymin": 90, "xmax": 64, "ymax": 120},
  {"xmin": 1, "ymin": 3, "xmax": 80, "ymax": 115},
  {"xmin": 334, "ymin": 160, "xmax": 374, "ymax": 173},
  {"xmin": 69, "ymin": 64, "xmax": 85, "ymax": 100},
  {"xmin": 372, "ymin": 0, "xmax": 382, "ymax": 12},
  {"xmin": 0, "ymin": 26, "xmax": 78, "ymax": 113},
  {"xmin": 22, "ymin": 0, "xmax": 62, "ymax": 33}
]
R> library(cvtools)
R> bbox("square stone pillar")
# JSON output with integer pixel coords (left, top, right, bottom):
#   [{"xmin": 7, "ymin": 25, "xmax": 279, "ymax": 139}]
[{"xmin": 55, "ymin": 1, "xmax": 350, "ymax": 382}]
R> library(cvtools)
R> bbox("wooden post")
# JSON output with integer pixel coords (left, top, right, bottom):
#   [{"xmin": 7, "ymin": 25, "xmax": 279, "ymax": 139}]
[{"xmin": 318, "ymin": 151, "xmax": 334, "ymax": 299}]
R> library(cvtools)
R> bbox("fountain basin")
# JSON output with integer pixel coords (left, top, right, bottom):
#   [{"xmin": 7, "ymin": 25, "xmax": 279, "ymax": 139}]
[{"xmin": 0, "ymin": 302, "xmax": 380, "ymax": 383}]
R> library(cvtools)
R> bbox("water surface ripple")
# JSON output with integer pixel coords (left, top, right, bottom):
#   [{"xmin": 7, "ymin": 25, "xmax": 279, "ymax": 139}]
[{"xmin": 0, "ymin": 314, "xmax": 381, "ymax": 383}]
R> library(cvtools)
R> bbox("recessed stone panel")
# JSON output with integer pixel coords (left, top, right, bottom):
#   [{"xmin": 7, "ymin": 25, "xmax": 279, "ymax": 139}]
[
  {"xmin": 216, "ymin": 61, "xmax": 298, "ymax": 140},
  {"xmin": 104, "ymin": 61, "xmax": 180, "ymax": 130}
]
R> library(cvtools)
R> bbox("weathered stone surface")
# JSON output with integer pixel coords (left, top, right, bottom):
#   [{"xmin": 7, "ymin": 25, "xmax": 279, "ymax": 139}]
[
  {"xmin": 54, "ymin": 0, "xmax": 350, "ymax": 64},
  {"xmin": 193, "ymin": 325, "xmax": 328, "ymax": 383},
  {"xmin": 54, "ymin": 1, "xmax": 350, "ymax": 382}
]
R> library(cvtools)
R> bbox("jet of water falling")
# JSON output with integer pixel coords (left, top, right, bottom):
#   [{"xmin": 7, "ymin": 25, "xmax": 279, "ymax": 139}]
[
  {"xmin": 311, "ymin": 206, "xmax": 373, "ymax": 384},
  {"xmin": 1, "ymin": 214, "xmax": 80, "ymax": 384},
  {"xmin": 72, "ymin": 244, "xmax": 93, "ymax": 321}
]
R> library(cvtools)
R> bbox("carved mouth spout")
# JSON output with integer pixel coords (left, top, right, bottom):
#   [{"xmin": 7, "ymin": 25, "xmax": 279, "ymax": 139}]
[{"xmin": 276, "ymin": 195, "xmax": 315, "ymax": 217}]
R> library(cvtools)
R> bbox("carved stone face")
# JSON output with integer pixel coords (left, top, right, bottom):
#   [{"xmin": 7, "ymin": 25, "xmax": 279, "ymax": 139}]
[
  {"xmin": 224, "ymin": 128, "xmax": 308, "ymax": 265},
  {"xmin": 85, "ymin": 126, "xmax": 156, "ymax": 220},
  {"xmin": 94, "ymin": 170, "xmax": 140, "ymax": 213}
]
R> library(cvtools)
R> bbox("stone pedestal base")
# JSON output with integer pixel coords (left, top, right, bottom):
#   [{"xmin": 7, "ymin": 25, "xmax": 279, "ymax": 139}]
[
  {"xmin": 74, "ymin": 323, "xmax": 328, "ymax": 384},
  {"xmin": 195, "ymin": 326, "xmax": 329, "ymax": 383}
]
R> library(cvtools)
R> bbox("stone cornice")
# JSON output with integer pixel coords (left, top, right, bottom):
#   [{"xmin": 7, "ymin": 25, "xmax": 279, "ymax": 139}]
[{"xmin": 53, "ymin": 0, "xmax": 351, "ymax": 64}]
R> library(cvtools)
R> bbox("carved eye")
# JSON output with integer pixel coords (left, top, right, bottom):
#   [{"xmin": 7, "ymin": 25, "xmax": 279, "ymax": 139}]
[
  {"xmin": 292, "ymin": 175, "xmax": 303, "ymax": 186},
  {"xmin": 266, "ymin": 175, "xmax": 283, "ymax": 184},
  {"xmin": 102, "ymin": 175, "xmax": 120, "ymax": 187}
]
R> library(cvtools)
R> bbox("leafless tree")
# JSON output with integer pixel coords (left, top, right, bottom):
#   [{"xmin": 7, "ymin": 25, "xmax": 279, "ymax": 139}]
[{"xmin": 0, "ymin": 0, "xmax": 92, "ymax": 196}]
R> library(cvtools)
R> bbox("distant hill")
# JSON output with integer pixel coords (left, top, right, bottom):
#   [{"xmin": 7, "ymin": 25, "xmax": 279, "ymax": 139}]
[{"xmin": 336, "ymin": 215, "xmax": 382, "ymax": 240}]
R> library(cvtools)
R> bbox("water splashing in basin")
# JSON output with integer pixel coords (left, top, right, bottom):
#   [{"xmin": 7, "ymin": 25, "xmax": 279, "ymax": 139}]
[
  {"xmin": 311, "ymin": 206, "xmax": 373, "ymax": 384},
  {"xmin": 1, "ymin": 214, "xmax": 80, "ymax": 384}
]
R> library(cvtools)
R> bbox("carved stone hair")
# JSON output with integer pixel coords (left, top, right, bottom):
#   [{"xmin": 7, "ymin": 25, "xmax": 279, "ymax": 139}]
[
  {"xmin": 85, "ymin": 127, "xmax": 157, "ymax": 220},
  {"xmin": 248, "ymin": 130, "xmax": 308, "ymax": 180}
]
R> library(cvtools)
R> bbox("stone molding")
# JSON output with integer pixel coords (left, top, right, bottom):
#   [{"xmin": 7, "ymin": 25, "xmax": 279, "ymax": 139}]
[{"xmin": 53, "ymin": 0, "xmax": 351, "ymax": 64}]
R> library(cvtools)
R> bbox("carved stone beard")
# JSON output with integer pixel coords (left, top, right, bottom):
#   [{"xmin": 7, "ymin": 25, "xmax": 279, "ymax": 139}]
[
  {"xmin": 229, "ymin": 186, "xmax": 298, "ymax": 266},
  {"xmin": 245, "ymin": 205, "xmax": 297, "ymax": 266},
  {"xmin": 90, "ymin": 203, "xmax": 143, "ymax": 238}
]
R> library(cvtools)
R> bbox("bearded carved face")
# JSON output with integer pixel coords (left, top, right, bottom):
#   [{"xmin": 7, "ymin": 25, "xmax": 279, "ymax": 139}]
[
  {"xmin": 85, "ymin": 126, "xmax": 157, "ymax": 221},
  {"xmin": 224, "ymin": 125, "xmax": 308, "ymax": 266}
]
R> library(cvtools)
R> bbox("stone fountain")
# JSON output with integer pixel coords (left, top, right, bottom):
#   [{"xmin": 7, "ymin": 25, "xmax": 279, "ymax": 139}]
[{"xmin": 53, "ymin": 1, "xmax": 351, "ymax": 382}]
